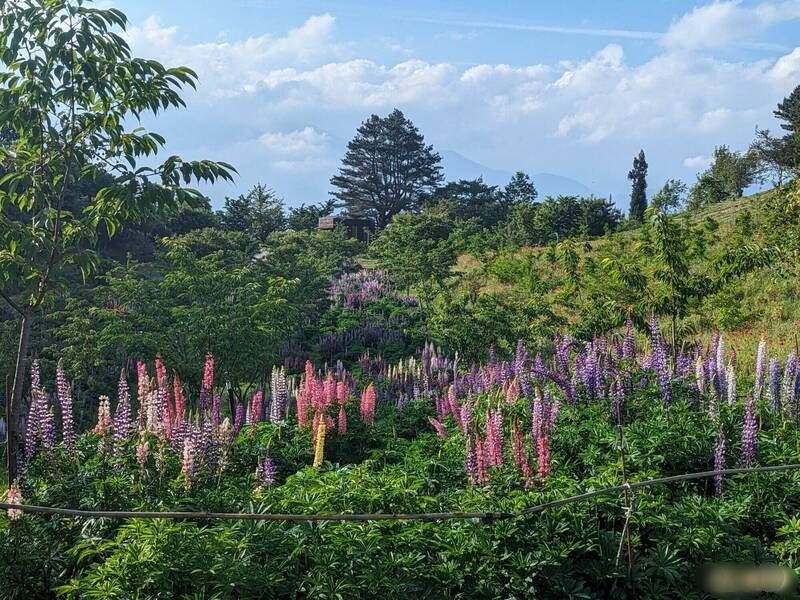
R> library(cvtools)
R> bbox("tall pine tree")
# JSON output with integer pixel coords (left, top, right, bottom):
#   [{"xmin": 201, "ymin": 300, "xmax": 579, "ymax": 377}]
[
  {"xmin": 627, "ymin": 149, "xmax": 648, "ymax": 223},
  {"xmin": 331, "ymin": 109, "xmax": 443, "ymax": 229}
]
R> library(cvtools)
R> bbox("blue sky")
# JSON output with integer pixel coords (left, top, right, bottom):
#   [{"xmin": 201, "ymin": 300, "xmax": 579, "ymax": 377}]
[{"xmin": 113, "ymin": 0, "xmax": 800, "ymax": 207}]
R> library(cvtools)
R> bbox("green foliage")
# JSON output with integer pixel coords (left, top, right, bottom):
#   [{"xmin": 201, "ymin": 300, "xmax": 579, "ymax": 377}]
[
  {"xmin": 330, "ymin": 109, "xmax": 443, "ymax": 229},
  {"xmin": 220, "ymin": 184, "xmax": 286, "ymax": 242},
  {"xmin": 627, "ymin": 150, "xmax": 648, "ymax": 223}
]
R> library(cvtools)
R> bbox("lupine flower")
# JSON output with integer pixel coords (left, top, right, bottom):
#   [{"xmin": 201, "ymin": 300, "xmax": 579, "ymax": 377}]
[
  {"xmin": 769, "ymin": 358, "xmax": 781, "ymax": 413},
  {"xmin": 257, "ymin": 452, "xmax": 276, "ymax": 485},
  {"xmin": 233, "ymin": 402, "xmax": 244, "ymax": 437},
  {"xmin": 211, "ymin": 391, "xmax": 221, "ymax": 427},
  {"xmin": 726, "ymin": 363, "xmax": 737, "ymax": 405},
  {"xmin": 55, "ymin": 360, "xmax": 75, "ymax": 452},
  {"xmin": 715, "ymin": 335, "xmax": 727, "ymax": 399},
  {"xmin": 622, "ymin": 316, "xmax": 635, "ymax": 360},
  {"xmin": 270, "ymin": 367, "xmax": 288, "ymax": 423},
  {"xmin": 781, "ymin": 353, "xmax": 797, "ymax": 417},
  {"xmin": 94, "ymin": 396, "xmax": 112, "ymax": 435},
  {"xmin": 114, "ymin": 371, "xmax": 134, "ymax": 454},
  {"xmin": 754, "ymin": 338, "xmax": 767, "ymax": 401},
  {"xmin": 338, "ymin": 405, "xmax": 348, "ymax": 435},
  {"xmin": 536, "ymin": 430, "xmax": 551, "ymax": 480},
  {"xmin": 649, "ymin": 317, "xmax": 672, "ymax": 405},
  {"xmin": 250, "ymin": 389, "xmax": 264, "ymax": 425},
  {"xmin": 511, "ymin": 420, "xmax": 532, "ymax": 488},
  {"xmin": 360, "ymin": 383, "xmax": 376, "ymax": 427},
  {"xmin": 427, "ymin": 416, "xmax": 447, "ymax": 439},
  {"xmin": 465, "ymin": 437, "xmax": 478, "ymax": 484},
  {"xmin": 136, "ymin": 436, "xmax": 149, "ymax": 475},
  {"xmin": 485, "ymin": 408, "xmax": 503, "ymax": 467},
  {"xmin": 474, "ymin": 434, "xmax": 489, "ymax": 485},
  {"xmin": 182, "ymin": 432, "xmax": 196, "ymax": 491},
  {"xmin": 4, "ymin": 480, "xmax": 23, "ymax": 521},
  {"xmin": 713, "ymin": 427, "xmax": 726, "ymax": 495},
  {"xmin": 313, "ymin": 417, "xmax": 326, "ymax": 468},
  {"xmin": 741, "ymin": 394, "xmax": 757, "ymax": 468},
  {"xmin": 136, "ymin": 361, "xmax": 150, "ymax": 427},
  {"xmin": 695, "ymin": 355, "xmax": 705, "ymax": 394}
]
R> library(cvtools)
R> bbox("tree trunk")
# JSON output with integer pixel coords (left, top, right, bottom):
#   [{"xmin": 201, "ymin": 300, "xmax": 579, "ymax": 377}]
[{"xmin": 7, "ymin": 309, "xmax": 32, "ymax": 485}]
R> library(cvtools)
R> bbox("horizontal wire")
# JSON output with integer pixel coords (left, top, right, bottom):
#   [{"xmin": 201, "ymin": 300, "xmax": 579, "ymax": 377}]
[{"xmin": 2, "ymin": 463, "xmax": 799, "ymax": 523}]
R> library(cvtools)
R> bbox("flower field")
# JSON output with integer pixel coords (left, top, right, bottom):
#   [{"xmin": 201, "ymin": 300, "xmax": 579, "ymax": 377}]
[{"xmin": 3, "ymin": 320, "xmax": 800, "ymax": 598}]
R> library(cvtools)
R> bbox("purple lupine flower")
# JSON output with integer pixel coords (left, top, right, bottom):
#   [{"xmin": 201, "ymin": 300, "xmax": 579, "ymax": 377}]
[
  {"xmin": 465, "ymin": 436, "xmax": 478, "ymax": 484},
  {"xmin": 781, "ymin": 353, "xmax": 797, "ymax": 417},
  {"xmin": 754, "ymin": 338, "xmax": 767, "ymax": 401},
  {"xmin": 211, "ymin": 391, "xmax": 221, "ymax": 427},
  {"xmin": 740, "ymin": 394, "xmax": 757, "ymax": 468},
  {"xmin": 55, "ymin": 360, "xmax": 75, "ymax": 453},
  {"xmin": 257, "ymin": 452, "xmax": 276, "ymax": 485},
  {"xmin": 713, "ymin": 427, "xmax": 726, "ymax": 496},
  {"xmin": 695, "ymin": 355, "xmax": 705, "ymax": 395},
  {"xmin": 233, "ymin": 402, "xmax": 245, "ymax": 437},
  {"xmin": 182, "ymin": 429, "xmax": 196, "ymax": 491},
  {"xmin": 768, "ymin": 357, "xmax": 781, "ymax": 413},
  {"xmin": 715, "ymin": 335, "xmax": 727, "ymax": 399},
  {"xmin": 622, "ymin": 316, "xmax": 635, "ymax": 360},
  {"xmin": 113, "ymin": 370, "xmax": 134, "ymax": 454},
  {"xmin": 269, "ymin": 366, "xmax": 287, "ymax": 423},
  {"xmin": 649, "ymin": 317, "xmax": 672, "ymax": 405}
]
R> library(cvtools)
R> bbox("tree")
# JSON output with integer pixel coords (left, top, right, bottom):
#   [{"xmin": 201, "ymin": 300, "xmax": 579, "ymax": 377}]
[
  {"xmin": 0, "ymin": 0, "xmax": 235, "ymax": 482},
  {"xmin": 651, "ymin": 179, "xmax": 687, "ymax": 213},
  {"xmin": 221, "ymin": 184, "xmax": 285, "ymax": 241},
  {"xmin": 750, "ymin": 85, "xmax": 800, "ymax": 182},
  {"xmin": 627, "ymin": 150, "xmax": 648, "ymax": 223},
  {"xmin": 287, "ymin": 200, "xmax": 336, "ymax": 232},
  {"xmin": 430, "ymin": 178, "xmax": 506, "ymax": 227},
  {"xmin": 331, "ymin": 109, "xmax": 443, "ymax": 229},
  {"xmin": 708, "ymin": 145, "xmax": 758, "ymax": 198},
  {"xmin": 775, "ymin": 85, "xmax": 800, "ymax": 132},
  {"xmin": 504, "ymin": 171, "xmax": 537, "ymax": 205}
]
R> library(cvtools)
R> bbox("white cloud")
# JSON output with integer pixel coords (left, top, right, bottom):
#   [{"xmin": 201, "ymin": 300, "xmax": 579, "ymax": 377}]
[
  {"xmin": 770, "ymin": 47, "xmax": 800, "ymax": 81},
  {"xmin": 259, "ymin": 127, "xmax": 329, "ymax": 156},
  {"xmin": 662, "ymin": 0, "xmax": 800, "ymax": 49},
  {"xmin": 683, "ymin": 155, "xmax": 713, "ymax": 169}
]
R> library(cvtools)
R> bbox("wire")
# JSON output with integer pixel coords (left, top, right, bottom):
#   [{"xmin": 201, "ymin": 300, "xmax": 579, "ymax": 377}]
[{"xmin": 2, "ymin": 463, "xmax": 799, "ymax": 523}]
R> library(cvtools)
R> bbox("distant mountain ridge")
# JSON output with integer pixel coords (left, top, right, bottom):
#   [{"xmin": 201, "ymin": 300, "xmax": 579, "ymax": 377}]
[{"xmin": 440, "ymin": 149, "xmax": 596, "ymax": 199}]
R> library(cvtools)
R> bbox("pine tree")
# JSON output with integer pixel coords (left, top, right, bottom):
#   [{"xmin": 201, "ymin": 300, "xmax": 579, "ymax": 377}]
[
  {"xmin": 331, "ymin": 109, "xmax": 443, "ymax": 229},
  {"xmin": 774, "ymin": 84, "xmax": 800, "ymax": 132},
  {"xmin": 627, "ymin": 149, "xmax": 648, "ymax": 223}
]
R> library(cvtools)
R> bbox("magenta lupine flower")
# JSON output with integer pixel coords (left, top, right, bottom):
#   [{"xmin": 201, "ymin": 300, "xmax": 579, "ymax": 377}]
[
  {"xmin": 446, "ymin": 386, "xmax": 463, "ymax": 431},
  {"xmin": 93, "ymin": 395, "xmax": 113, "ymax": 446},
  {"xmin": 250, "ymin": 389, "xmax": 264, "ymax": 425},
  {"xmin": 769, "ymin": 357, "xmax": 781, "ymax": 413},
  {"xmin": 173, "ymin": 374, "xmax": 186, "ymax": 425},
  {"xmin": 257, "ymin": 452, "xmax": 276, "ymax": 485},
  {"xmin": 4, "ymin": 480, "xmax": 23, "ymax": 521},
  {"xmin": 754, "ymin": 338, "xmax": 767, "ymax": 401},
  {"xmin": 233, "ymin": 402, "xmax": 245, "ymax": 437},
  {"xmin": 427, "ymin": 416, "xmax": 447, "ymax": 439},
  {"xmin": 713, "ymin": 427, "xmax": 726, "ymax": 495},
  {"xmin": 741, "ymin": 394, "xmax": 757, "ymax": 468},
  {"xmin": 56, "ymin": 360, "xmax": 75, "ymax": 452}
]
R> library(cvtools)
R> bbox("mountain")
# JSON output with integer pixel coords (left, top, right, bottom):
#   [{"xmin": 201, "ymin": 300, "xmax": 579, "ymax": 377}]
[{"xmin": 439, "ymin": 149, "xmax": 596, "ymax": 199}]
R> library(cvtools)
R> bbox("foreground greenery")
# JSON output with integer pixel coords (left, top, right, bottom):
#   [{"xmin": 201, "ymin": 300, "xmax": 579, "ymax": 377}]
[{"xmin": 3, "ymin": 388, "xmax": 799, "ymax": 599}]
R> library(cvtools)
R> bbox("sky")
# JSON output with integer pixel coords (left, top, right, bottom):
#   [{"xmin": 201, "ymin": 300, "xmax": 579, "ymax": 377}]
[{"xmin": 110, "ymin": 0, "xmax": 800, "ymax": 208}]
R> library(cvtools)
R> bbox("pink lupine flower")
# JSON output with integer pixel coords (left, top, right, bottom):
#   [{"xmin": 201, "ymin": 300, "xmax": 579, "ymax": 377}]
[
  {"xmin": 202, "ymin": 352, "xmax": 215, "ymax": 391},
  {"xmin": 94, "ymin": 395, "xmax": 112, "ymax": 435},
  {"xmin": 136, "ymin": 436, "xmax": 149, "ymax": 475},
  {"xmin": 338, "ymin": 405, "xmax": 348, "ymax": 435},
  {"xmin": 182, "ymin": 433, "xmax": 196, "ymax": 491},
  {"xmin": 136, "ymin": 361, "xmax": 150, "ymax": 427},
  {"xmin": 536, "ymin": 431, "xmax": 551, "ymax": 480},
  {"xmin": 485, "ymin": 408, "xmax": 503, "ymax": 467},
  {"xmin": 474, "ymin": 434, "xmax": 489, "ymax": 485},
  {"xmin": 4, "ymin": 480, "xmax": 23, "ymax": 521},
  {"xmin": 250, "ymin": 389, "xmax": 264, "ymax": 425},
  {"xmin": 511, "ymin": 420, "xmax": 533, "ymax": 488},
  {"xmin": 505, "ymin": 377, "xmax": 519, "ymax": 404},
  {"xmin": 428, "ymin": 416, "xmax": 448, "ymax": 439},
  {"xmin": 56, "ymin": 359, "xmax": 76, "ymax": 452},
  {"xmin": 173, "ymin": 374, "xmax": 186, "ymax": 425},
  {"xmin": 360, "ymin": 383, "xmax": 377, "ymax": 427},
  {"xmin": 324, "ymin": 372, "xmax": 336, "ymax": 407},
  {"xmin": 336, "ymin": 380, "xmax": 348, "ymax": 405},
  {"xmin": 446, "ymin": 385, "xmax": 462, "ymax": 431}
]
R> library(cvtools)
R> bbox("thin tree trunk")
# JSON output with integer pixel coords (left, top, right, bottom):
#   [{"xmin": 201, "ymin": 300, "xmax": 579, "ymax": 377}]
[{"xmin": 7, "ymin": 309, "xmax": 32, "ymax": 485}]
